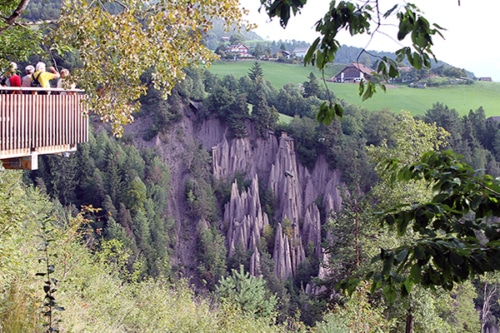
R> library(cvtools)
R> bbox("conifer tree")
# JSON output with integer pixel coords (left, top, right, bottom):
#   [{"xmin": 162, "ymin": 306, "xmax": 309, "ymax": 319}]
[
  {"xmin": 302, "ymin": 72, "xmax": 321, "ymax": 98},
  {"xmin": 252, "ymin": 91, "xmax": 278, "ymax": 138},
  {"xmin": 248, "ymin": 62, "xmax": 264, "ymax": 82},
  {"xmin": 217, "ymin": 265, "xmax": 278, "ymax": 319}
]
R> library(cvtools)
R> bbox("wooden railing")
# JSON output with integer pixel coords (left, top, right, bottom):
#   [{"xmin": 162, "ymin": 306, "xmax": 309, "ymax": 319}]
[{"xmin": 0, "ymin": 88, "xmax": 88, "ymax": 169}]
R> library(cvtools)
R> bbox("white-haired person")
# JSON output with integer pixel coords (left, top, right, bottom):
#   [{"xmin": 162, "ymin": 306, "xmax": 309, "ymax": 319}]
[
  {"xmin": 56, "ymin": 68, "xmax": 76, "ymax": 95},
  {"xmin": 32, "ymin": 62, "xmax": 60, "ymax": 94},
  {"xmin": 22, "ymin": 65, "xmax": 35, "ymax": 94},
  {"xmin": 22, "ymin": 65, "xmax": 35, "ymax": 87}
]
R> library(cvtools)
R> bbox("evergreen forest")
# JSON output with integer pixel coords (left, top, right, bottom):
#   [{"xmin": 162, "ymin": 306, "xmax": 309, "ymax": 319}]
[
  {"xmin": 3, "ymin": 60, "xmax": 500, "ymax": 332},
  {"xmin": 3, "ymin": 1, "xmax": 500, "ymax": 332}
]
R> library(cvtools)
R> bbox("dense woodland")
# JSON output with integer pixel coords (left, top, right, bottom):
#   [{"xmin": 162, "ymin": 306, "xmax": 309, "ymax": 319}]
[
  {"xmin": 2, "ymin": 1, "xmax": 500, "ymax": 331},
  {"xmin": 2, "ymin": 59, "xmax": 499, "ymax": 331}
]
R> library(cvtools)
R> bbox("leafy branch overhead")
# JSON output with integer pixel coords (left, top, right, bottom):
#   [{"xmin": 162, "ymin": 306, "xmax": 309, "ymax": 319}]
[
  {"xmin": 1, "ymin": 0, "xmax": 250, "ymax": 136},
  {"xmin": 368, "ymin": 151, "xmax": 500, "ymax": 302},
  {"xmin": 52, "ymin": 0, "xmax": 251, "ymax": 136},
  {"xmin": 260, "ymin": 0, "xmax": 445, "ymax": 125}
]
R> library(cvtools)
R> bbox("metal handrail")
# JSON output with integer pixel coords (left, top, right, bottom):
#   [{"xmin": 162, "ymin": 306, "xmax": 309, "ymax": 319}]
[{"xmin": 0, "ymin": 86, "xmax": 85, "ymax": 93}]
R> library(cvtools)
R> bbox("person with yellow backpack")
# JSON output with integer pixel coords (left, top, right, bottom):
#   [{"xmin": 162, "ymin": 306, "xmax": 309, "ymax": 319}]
[{"xmin": 31, "ymin": 62, "xmax": 60, "ymax": 95}]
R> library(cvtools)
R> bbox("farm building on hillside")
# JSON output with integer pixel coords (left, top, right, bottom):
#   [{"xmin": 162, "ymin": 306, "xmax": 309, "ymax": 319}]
[
  {"xmin": 328, "ymin": 63, "xmax": 374, "ymax": 83},
  {"xmin": 227, "ymin": 44, "xmax": 251, "ymax": 57},
  {"xmin": 293, "ymin": 48, "xmax": 308, "ymax": 58}
]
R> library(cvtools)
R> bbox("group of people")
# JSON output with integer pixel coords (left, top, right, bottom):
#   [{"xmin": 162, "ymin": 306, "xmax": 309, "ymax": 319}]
[{"xmin": 0, "ymin": 61, "xmax": 75, "ymax": 94}]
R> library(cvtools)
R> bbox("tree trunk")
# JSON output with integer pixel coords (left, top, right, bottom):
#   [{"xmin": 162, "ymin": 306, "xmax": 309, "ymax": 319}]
[{"xmin": 405, "ymin": 307, "xmax": 413, "ymax": 333}]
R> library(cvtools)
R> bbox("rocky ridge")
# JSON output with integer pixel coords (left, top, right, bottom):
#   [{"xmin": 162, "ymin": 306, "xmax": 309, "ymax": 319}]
[
  {"xmin": 127, "ymin": 112, "xmax": 344, "ymax": 280},
  {"xmin": 212, "ymin": 122, "xmax": 344, "ymax": 279}
]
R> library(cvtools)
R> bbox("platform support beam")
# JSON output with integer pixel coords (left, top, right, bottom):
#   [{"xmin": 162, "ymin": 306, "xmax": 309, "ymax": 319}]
[{"xmin": 1, "ymin": 153, "xmax": 38, "ymax": 170}]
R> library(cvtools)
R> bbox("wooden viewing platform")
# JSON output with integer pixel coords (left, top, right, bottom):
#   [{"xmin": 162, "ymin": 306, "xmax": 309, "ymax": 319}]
[{"xmin": 0, "ymin": 87, "xmax": 89, "ymax": 170}]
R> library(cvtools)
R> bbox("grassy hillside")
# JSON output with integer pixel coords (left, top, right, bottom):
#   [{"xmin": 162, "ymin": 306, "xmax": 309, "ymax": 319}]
[
  {"xmin": 208, "ymin": 61, "xmax": 500, "ymax": 117},
  {"xmin": 208, "ymin": 60, "xmax": 345, "ymax": 89},
  {"xmin": 327, "ymin": 81, "xmax": 500, "ymax": 117}
]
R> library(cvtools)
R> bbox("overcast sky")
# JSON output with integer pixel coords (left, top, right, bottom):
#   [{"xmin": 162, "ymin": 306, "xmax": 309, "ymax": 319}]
[{"xmin": 244, "ymin": 1, "xmax": 500, "ymax": 80}]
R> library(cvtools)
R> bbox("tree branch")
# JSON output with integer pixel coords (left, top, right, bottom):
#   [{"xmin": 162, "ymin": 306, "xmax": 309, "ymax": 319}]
[{"xmin": 5, "ymin": 0, "xmax": 30, "ymax": 26}]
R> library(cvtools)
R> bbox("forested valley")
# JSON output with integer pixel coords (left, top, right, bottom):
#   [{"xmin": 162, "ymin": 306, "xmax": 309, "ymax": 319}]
[
  {"xmin": 2, "ymin": 58, "xmax": 500, "ymax": 332},
  {"xmin": 3, "ymin": 0, "xmax": 500, "ymax": 331}
]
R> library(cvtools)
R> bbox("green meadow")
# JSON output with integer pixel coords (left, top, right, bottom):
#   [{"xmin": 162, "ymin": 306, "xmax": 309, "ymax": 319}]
[
  {"xmin": 208, "ymin": 60, "xmax": 345, "ymax": 89},
  {"xmin": 327, "ymin": 81, "xmax": 500, "ymax": 117},
  {"xmin": 208, "ymin": 61, "xmax": 500, "ymax": 117}
]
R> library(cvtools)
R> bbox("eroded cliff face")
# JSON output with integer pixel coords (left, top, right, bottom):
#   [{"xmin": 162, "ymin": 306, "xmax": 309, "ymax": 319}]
[
  {"xmin": 212, "ymin": 123, "xmax": 344, "ymax": 280},
  {"xmin": 127, "ymin": 112, "xmax": 344, "ymax": 281}
]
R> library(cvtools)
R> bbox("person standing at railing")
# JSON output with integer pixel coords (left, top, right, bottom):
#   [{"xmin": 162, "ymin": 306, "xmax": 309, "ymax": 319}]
[
  {"xmin": 56, "ymin": 68, "xmax": 76, "ymax": 95},
  {"xmin": 1, "ymin": 62, "xmax": 14, "ymax": 86},
  {"xmin": 8, "ymin": 63, "xmax": 21, "ymax": 87},
  {"xmin": 0, "ymin": 62, "xmax": 21, "ymax": 94},
  {"xmin": 21, "ymin": 65, "xmax": 35, "ymax": 93},
  {"xmin": 32, "ymin": 62, "xmax": 60, "ymax": 95}
]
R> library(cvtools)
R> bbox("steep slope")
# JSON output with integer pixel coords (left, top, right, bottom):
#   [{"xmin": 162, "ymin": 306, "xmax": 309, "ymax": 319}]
[
  {"xmin": 126, "ymin": 110, "xmax": 345, "ymax": 280},
  {"xmin": 212, "ymin": 126, "xmax": 344, "ymax": 279}
]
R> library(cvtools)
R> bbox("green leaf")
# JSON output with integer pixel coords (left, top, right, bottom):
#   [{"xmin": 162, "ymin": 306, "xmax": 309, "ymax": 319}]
[
  {"xmin": 304, "ymin": 38, "xmax": 320, "ymax": 66},
  {"xmin": 471, "ymin": 195, "xmax": 483, "ymax": 210},
  {"xmin": 397, "ymin": 17, "xmax": 412, "ymax": 41},
  {"xmin": 410, "ymin": 264, "xmax": 421, "ymax": 283},
  {"xmin": 334, "ymin": 102, "xmax": 344, "ymax": 119},
  {"xmin": 389, "ymin": 64, "xmax": 399, "ymax": 78},
  {"xmin": 414, "ymin": 245, "xmax": 425, "ymax": 260},
  {"xmin": 384, "ymin": 284, "xmax": 397, "ymax": 303},
  {"xmin": 401, "ymin": 279, "xmax": 412, "ymax": 296},
  {"xmin": 382, "ymin": 252, "xmax": 394, "ymax": 275},
  {"xmin": 396, "ymin": 248, "xmax": 409, "ymax": 264},
  {"xmin": 449, "ymin": 251, "xmax": 464, "ymax": 266},
  {"xmin": 411, "ymin": 53, "xmax": 422, "ymax": 69},
  {"xmin": 316, "ymin": 102, "xmax": 336, "ymax": 125},
  {"xmin": 383, "ymin": 4, "xmax": 398, "ymax": 18},
  {"xmin": 397, "ymin": 212, "xmax": 411, "ymax": 236},
  {"xmin": 358, "ymin": 79, "xmax": 365, "ymax": 96}
]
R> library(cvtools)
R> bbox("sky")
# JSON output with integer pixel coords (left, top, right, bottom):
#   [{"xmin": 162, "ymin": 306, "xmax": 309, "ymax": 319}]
[{"xmin": 244, "ymin": 1, "xmax": 500, "ymax": 81}]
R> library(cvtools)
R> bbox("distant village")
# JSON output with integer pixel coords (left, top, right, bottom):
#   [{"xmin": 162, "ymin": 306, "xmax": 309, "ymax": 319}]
[{"xmin": 215, "ymin": 37, "xmax": 492, "ymax": 87}]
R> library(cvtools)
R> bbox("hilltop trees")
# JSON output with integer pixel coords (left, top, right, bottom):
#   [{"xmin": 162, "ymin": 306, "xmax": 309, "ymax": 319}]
[
  {"xmin": 1, "ymin": 0, "xmax": 457, "ymax": 133},
  {"xmin": 252, "ymin": 91, "xmax": 279, "ymax": 138},
  {"xmin": 245, "ymin": 62, "xmax": 279, "ymax": 137},
  {"xmin": 204, "ymin": 67, "xmax": 281, "ymax": 139},
  {"xmin": 302, "ymin": 72, "xmax": 321, "ymax": 98}
]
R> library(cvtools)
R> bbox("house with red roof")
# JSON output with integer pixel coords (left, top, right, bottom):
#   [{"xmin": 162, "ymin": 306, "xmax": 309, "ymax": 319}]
[{"xmin": 227, "ymin": 44, "xmax": 251, "ymax": 57}]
